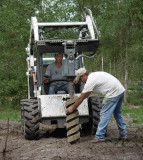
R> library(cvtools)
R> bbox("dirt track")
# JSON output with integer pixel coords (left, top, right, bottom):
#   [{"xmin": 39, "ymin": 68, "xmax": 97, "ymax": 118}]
[{"xmin": 0, "ymin": 117, "xmax": 143, "ymax": 160}]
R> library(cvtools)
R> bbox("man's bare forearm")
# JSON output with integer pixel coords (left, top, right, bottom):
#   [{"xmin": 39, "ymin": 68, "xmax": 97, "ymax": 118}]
[{"xmin": 72, "ymin": 92, "xmax": 91, "ymax": 110}]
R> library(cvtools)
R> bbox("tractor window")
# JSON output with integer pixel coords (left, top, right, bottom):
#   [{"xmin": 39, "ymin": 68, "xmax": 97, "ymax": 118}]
[
  {"xmin": 42, "ymin": 53, "xmax": 55, "ymax": 74},
  {"xmin": 42, "ymin": 27, "xmax": 79, "ymax": 40},
  {"xmin": 42, "ymin": 53, "xmax": 55, "ymax": 66}
]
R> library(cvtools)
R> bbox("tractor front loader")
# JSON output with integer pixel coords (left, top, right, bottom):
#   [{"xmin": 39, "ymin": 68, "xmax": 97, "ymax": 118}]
[{"xmin": 20, "ymin": 8, "xmax": 103, "ymax": 143}]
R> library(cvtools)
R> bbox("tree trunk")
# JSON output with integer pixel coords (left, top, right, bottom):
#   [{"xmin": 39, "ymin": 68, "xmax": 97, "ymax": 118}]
[
  {"xmin": 110, "ymin": 61, "xmax": 112, "ymax": 74},
  {"xmin": 102, "ymin": 56, "xmax": 104, "ymax": 71},
  {"xmin": 124, "ymin": 44, "xmax": 128, "ymax": 103},
  {"xmin": 114, "ymin": 57, "xmax": 117, "ymax": 77},
  {"xmin": 117, "ymin": 0, "xmax": 127, "ymax": 102}
]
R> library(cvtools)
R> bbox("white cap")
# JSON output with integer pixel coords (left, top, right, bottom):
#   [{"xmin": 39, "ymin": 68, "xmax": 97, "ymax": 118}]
[{"xmin": 75, "ymin": 68, "xmax": 87, "ymax": 77}]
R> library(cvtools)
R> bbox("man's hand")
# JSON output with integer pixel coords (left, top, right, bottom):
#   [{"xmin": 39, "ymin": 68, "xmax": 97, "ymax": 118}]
[
  {"xmin": 73, "ymin": 77, "xmax": 79, "ymax": 84},
  {"xmin": 44, "ymin": 77, "xmax": 50, "ymax": 83},
  {"xmin": 65, "ymin": 92, "xmax": 91, "ymax": 115},
  {"xmin": 65, "ymin": 105, "xmax": 74, "ymax": 114}
]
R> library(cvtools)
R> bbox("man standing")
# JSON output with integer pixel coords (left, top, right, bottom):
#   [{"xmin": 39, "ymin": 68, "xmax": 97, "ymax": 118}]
[
  {"xmin": 44, "ymin": 53, "xmax": 68, "ymax": 94},
  {"xmin": 66, "ymin": 68, "xmax": 127, "ymax": 143}
]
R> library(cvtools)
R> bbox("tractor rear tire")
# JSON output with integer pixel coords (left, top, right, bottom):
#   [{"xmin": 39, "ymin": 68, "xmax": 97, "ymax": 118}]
[
  {"xmin": 20, "ymin": 99, "xmax": 40, "ymax": 140},
  {"xmin": 87, "ymin": 97, "xmax": 103, "ymax": 135},
  {"xmin": 80, "ymin": 97, "xmax": 103, "ymax": 136},
  {"xmin": 90, "ymin": 97, "xmax": 103, "ymax": 135}
]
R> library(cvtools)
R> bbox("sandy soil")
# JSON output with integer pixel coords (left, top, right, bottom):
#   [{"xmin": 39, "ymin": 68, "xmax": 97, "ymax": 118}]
[{"xmin": 0, "ymin": 116, "xmax": 143, "ymax": 160}]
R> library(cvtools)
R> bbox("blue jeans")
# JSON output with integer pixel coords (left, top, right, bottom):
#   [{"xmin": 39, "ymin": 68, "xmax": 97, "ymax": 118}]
[
  {"xmin": 96, "ymin": 92, "xmax": 127, "ymax": 140},
  {"xmin": 48, "ymin": 84, "xmax": 68, "ymax": 94}
]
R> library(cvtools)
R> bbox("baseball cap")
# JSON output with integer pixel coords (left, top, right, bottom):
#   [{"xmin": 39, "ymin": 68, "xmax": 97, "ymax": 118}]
[{"xmin": 75, "ymin": 68, "xmax": 87, "ymax": 77}]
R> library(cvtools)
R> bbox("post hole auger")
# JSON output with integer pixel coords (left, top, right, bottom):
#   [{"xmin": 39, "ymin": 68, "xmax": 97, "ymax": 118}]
[{"xmin": 65, "ymin": 78, "xmax": 81, "ymax": 144}]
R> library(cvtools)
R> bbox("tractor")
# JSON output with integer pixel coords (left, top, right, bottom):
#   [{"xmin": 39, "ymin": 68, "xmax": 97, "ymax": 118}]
[{"xmin": 20, "ymin": 8, "xmax": 103, "ymax": 143}]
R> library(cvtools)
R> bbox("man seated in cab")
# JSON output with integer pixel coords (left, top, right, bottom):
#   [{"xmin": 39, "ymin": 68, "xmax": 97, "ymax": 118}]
[{"xmin": 44, "ymin": 52, "xmax": 68, "ymax": 94}]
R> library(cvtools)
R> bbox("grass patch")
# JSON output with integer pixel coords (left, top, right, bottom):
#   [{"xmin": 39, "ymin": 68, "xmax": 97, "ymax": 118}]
[
  {"xmin": 0, "ymin": 106, "xmax": 20, "ymax": 122},
  {"xmin": 123, "ymin": 105, "xmax": 143, "ymax": 123}
]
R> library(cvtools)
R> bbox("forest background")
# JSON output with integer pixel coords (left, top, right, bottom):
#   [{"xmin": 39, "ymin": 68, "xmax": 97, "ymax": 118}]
[{"xmin": 0, "ymin": 0, "xmax": 143, "ymax": 113}]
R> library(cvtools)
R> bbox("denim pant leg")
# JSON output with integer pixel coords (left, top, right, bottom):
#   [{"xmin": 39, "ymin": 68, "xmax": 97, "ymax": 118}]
[
  {"xmin": 48, "ymin": 85, "xmax": 58, "ymax": 94},
  {"xmin": 60, "ymin": 84, "xmax": 68, "ymax": 94},
  {"xmin": 113, "ymin": 93, "xmax": 127, "ymax": 138},
  {"xmin": 96, "ymin": 98, "xmax": 117, "ymax": 140}
]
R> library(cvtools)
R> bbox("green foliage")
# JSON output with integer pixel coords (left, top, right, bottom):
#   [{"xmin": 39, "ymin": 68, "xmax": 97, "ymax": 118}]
[
  {"xmin": 0, "ymin": 0, "xmax": 40, "ymax": 108},
  {"xmin": 128, "ymin": 90, "xmax": 143, "ymax": 106},
  {"xmin": 0, "ymin": 50, "xmax": 27, "ymax": 108},
  {"xmin": 0, "ymin": 0, "xmax": 41, "ymax": 51},
  {"xmin": 38, "ymin": 0, "xmax": 78, "ymax": 22}
]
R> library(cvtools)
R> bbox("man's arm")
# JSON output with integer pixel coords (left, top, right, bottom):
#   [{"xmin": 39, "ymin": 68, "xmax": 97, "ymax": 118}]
[
  {"xmin": 65, "ymin": 92, "xmax": 91, "ymax": 114},
  {"xmin": 44, "ymin": 65, "xmax": 51, "ymax": 83}
]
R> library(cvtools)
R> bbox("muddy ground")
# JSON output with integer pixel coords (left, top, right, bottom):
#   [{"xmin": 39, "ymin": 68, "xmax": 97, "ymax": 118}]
[{"xmin": 0, "ymin": 116, "xmax": 143, "ymax": 160}]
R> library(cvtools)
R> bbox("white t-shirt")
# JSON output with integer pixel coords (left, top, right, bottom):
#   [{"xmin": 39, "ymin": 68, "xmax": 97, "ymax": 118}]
[{"xmin": 82, "ymin": 72, "xmax": 125, "ymax": 98}]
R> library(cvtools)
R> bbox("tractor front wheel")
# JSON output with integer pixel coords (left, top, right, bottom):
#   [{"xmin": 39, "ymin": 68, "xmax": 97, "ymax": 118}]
[{"xmin": 20, "ymin": 99, "xmax": 40, "ymax": 140}]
